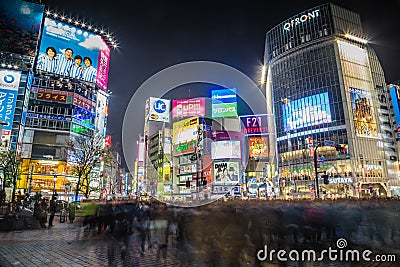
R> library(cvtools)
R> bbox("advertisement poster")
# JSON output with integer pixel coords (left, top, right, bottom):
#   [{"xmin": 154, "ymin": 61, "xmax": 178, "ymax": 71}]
[
  {"xmin": 172, "ymin": 116, "xmax": 198, "ymax": 144},
  {"xmin": 172, "ymin": 98, "xmax": 205, "ymax": 118},
  {"xmin": 0, "ymin": 70, "xmax": 21, "ymax": 131},
  {"xmin": 36, "ymin": 17, "xmax": 110, "ymax": 91},
  {"xmin": 282, "ymin": 92, "xmax": 332, "ymax": 131},
  {"xmin": 349, "ymin": 87, "xmax": 377, "ymax": 137},
  {"xmin": 0, "ymin": 0, "xmax": 44, "ymax": 57},
  {"xmin": 211, "ymin": 141, "xmax": 241, "ymax": 159},
  {"xmin": 148, "ymin": 97, "xmax": 170, "ymax": 122},
  {"xmin": 249, "ymin": 137, "xmax": 268, "ymax": 157},
  {"xmin": 211, "ymin": 88, "xmax": 238, "ymax": 118},
  {"xmin": 213, "ymin": 161, "xmax": 240, "ymax": 184}
]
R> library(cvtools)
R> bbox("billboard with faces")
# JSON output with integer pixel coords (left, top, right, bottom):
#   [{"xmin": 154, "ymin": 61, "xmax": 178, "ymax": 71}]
[{"xmin": 36, "ymin": 17, "xmax": 110, "ymax": 91}]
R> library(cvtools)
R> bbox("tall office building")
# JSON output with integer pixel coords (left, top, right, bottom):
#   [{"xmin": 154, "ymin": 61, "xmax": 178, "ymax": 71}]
[{"xmin": 264, "ymin": 3, "xmax": 398, "ymax": 198}]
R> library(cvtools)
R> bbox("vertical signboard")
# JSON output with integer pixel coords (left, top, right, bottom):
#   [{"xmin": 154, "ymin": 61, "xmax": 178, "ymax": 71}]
[
  {"xmin": 211, "ymin": 88, "xmax": 238, "ymax": 118},
  {"xmin": 389, "ymin": 86, "xmax": 400, "ymax": 139},
  {"xmin": 0, "ymin": 70, "xmax": 21, "ymax": 131},
  {"xmin": 36, "ymin": 17, "xmax": 111, "ymax": 91},
  {"xmin": 349, "ymin": 87, "xmax": 377, "ymax": 138},
  {"xmin": 95, "ymin": 91, "xmax": 108, "ymax": 137},
  {"xmin": 0, "ymin": 0, "xmax": 44, "ymax": 57}
]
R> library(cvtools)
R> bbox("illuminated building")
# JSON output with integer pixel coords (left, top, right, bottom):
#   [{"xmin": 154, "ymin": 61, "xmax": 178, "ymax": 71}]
[
  {"xmin": 263, "ymin": 3, "xmax": 398, "ymax": 198},
  {"xmin": 0, "ymin": 0, "xmax": 115, "ymax": 199}
]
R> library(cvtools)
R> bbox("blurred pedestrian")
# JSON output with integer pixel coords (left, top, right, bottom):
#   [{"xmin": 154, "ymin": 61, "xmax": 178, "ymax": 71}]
[
  {"xmin": 68, "ymin": 202, "xmax": 76, "ymax": 223},
  {"xmin": 48, "ymin": 195, "xmax": 57, "ymax": 228}
]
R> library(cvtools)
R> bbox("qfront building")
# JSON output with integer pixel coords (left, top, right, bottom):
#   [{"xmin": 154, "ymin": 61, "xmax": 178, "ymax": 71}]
[{"xmin": 264, "ymin": 3, "xmax": 399, "ymax": 198}]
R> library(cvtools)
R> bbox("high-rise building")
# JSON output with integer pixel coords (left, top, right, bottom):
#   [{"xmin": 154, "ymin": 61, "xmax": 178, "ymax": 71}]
[
  {"xmin": 0, "ymin": 0, "xmax": 115, "ymax": 199},
  {"xmin": 264, "ymin": 3, "xmax": 398, "ymax": 198}
]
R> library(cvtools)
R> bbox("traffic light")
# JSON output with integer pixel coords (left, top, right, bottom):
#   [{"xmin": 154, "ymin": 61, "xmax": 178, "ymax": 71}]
[
  {"xmin": 323, "ymin": 174, "xmax": 329, "ymax": 184},
  {"xmin": 202, "ymin": 178, "xmax": 207, "ymax": 186},
  {"xmin": 185, "ymin": 180, "xmax": 191, "ymax": 188}
]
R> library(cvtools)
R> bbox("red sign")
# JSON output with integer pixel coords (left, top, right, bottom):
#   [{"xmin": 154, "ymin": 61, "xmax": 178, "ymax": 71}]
[{"xmin": 105, "ymin": 135, "xmax": 111, "ymax": 147}]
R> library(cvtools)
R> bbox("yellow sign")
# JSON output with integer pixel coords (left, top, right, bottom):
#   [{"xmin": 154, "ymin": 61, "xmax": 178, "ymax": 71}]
[{"xmin": 172, "ymin": 116, "xmax": 198, "ymax": 144}]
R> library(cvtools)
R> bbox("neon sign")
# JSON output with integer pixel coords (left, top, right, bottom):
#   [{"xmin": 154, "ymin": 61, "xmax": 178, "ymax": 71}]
[{"xmin": 283, "ymin": 9, "xmax": 320, "ymax": 32}]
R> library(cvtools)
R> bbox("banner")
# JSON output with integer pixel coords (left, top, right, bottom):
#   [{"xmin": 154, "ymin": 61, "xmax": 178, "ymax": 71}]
[
  {"xmin": 349, "ymin": 87, "xmax": 377, "ymax": 137},
  {"xmin": 213, "ymin": 161, "xmax": 240, "ymax": 184}
]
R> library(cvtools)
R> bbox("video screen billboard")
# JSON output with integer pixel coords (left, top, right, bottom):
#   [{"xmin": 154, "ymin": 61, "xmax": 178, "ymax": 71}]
[
  {"xmin": 0, "ymin": 69, "xmax": 21, "ymax": 131},
  {"xmin": 211, "ymin": 88, "xmax": 238, "ymax": 118},
  {"xmin": 211, "ymin": 130, "xmax": 241, "ymax": 141},
  {"xmin": 0, "ymin": 0, "xmax": 44, "ymax": 57},
  {"xmin": 172, "ymin": 116, "xmax": 198, "ymax": 144},
  {"xmin": 213, "ymin": 161, "xmax": 240, "ymax": 184},
  {"xmin": 282, "ymin": 92, "xmax": 332, "ymax": 132},
  {"xmin": 211, "ymin": 140, "xmax": 241, "ymax": 159},
  {"xmin": 349, "ymin": 87, "xmax": 377, "ymax": 138},
  {"xmin": 249, "ymin": 137, "xmax": 268, "ymax": 158},
  {"xmin": 172, "ymin": 98, "xmax": 205, "ymax": 118},
  {"xmin": 36, "ymin": 18, "xmax": 110, "ymax": 91}
]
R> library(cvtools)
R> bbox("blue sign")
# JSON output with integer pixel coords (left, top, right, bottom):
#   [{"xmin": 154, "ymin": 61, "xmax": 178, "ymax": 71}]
[
  {"xmin": 390, "ymin": 86, "xmax": 400, "ymax": 139},
  {"xmin": 154, "ymin": 99, "xmax": 167, "ymax": 113},
  {"xmin": 282, "ymin": 92, "xmax": 332, "ymax": 132},
  {"xmin": 0, "ymin": 88, "xmax": 18, "ymax": 130}
]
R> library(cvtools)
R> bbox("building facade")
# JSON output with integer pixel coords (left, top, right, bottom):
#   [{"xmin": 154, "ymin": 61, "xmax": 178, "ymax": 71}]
[{"xmin": 264, "ymin": 3, "xmax": 399, "ymax": 198}]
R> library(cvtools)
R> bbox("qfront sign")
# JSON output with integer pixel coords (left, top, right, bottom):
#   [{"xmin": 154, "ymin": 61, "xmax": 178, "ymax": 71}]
[{"xmin": 283, "ymin": 9, "xmax": 320, "ymax": 32}]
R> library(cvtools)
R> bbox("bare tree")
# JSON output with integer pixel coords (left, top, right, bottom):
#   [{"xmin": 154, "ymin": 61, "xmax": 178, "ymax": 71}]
[
  {"xmin": 67, "ymin": 133, "xmax": 105, "ymax": 199},
  {"xmin": 0, "ymin": 150, "xmax": 23, "ymax": 203}
]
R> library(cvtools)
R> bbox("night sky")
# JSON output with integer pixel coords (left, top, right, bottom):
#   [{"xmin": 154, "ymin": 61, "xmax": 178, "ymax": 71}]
[{"xmin": 41, "ymin": 0, "xmax": 400, "ymax": 170}]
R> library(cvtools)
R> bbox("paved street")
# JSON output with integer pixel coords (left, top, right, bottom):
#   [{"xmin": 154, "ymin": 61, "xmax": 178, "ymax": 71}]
[{"xmin": 0, "ymin": 219, "xmax": 185, "ymax": 267}]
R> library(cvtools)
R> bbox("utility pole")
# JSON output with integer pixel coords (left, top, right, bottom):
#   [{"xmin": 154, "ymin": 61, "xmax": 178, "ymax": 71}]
[{"xmin": 314, "ymin": 143, "xmax": 322, "ymax": 199}]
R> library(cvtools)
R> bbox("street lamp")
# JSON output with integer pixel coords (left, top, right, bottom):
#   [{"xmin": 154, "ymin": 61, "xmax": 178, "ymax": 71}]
[
  {"xmin": 314, "ymin": 144, "xmax": 322, "ymax": 199},
  {"xmin": 53, "ymin": 174, "xmax": 57, "ymax": 195}
]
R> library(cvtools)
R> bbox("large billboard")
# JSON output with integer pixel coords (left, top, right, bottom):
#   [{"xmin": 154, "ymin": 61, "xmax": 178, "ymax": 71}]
[
  {"xmin": 213, "ymin": 161, "xmax": 240, "ymax": 184},
  {"xmin": 36, "ymin": 17, "xmax": 111, "ymax": 91},
  {"xmin": 0, "ymin": 70, "xmax": 21, "ymax": 131},
  {"xmin": 282, "ymin": 92, "xmax": 332, "ymax": 132},
  {"xmin": 172, "ymin": 116, "xmax": 198, "ymax": 144},
  {"xmin": 240, "ymin": 114, "xmax": 269, "ymax": 135},
  {"xmin": 172, "ymin": 98, "xmax": 205, "ymax": 118},
  {"xmin": 389, "ymin": 86, "xmax": 400, "ymax": 139},
  {"xmin": 148, "ymin": 97, "xmax": 170, "ymax": 122},
  {"xmin": 249, "ymin": 137, "xmax": 268, "ymax": 158},
  {"xmin": 0, "ymin": 0, "xmax": 44, "ymax": 57},
  {"xmin": 211, "ymin": 88, "xmax": 238, "ymax": 118},
  {"xmin": 211, "ymin": 141, "xmax": 241, "ymax": 159},
  {"xmin": 349, "ymin": 87, "xmax": 377, "ymax": 138}
]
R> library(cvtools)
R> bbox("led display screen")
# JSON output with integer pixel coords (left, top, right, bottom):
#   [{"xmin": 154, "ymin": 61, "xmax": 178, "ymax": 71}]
[
  {"xmin": 249, "ymin": 137, "xmax": 268, "ymax": 157},
  {"xmin": 349, "ymin": 87, "xmax": 377, "ymax": 137},
  {"xmin": 172, "ymin": 116, "xmax": 198, "ymax": 144},
  {"xmin": 0, "ymin": 0, "xmax": 44, "ymax": 57},
  {"xmin": 36, "ymin": 18, "xmax": 110, "ymax": 91},
  {"xmin": 282, "ymin": 92, "xmax": 332, "ymax": 131},
  {"xmin": 211, "ymin": 88, "xmax": 238, "ymax": 118},
  {"xmin": 389, "ymin": 86, "xmax": 400, "ymax": 139},
  {"xmin": 211, "ymin": 140, "xmax": 241, "ymax": 159}
]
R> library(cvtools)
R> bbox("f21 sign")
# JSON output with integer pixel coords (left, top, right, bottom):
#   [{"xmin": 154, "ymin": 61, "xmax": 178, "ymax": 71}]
[{"xmin": 240, "ymin": 114, "xmax": 269, "ymax": 135}]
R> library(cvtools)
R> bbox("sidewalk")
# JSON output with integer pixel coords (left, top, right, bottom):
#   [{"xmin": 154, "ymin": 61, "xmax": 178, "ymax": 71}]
[{"xmin": 0, "ymin": 219, "xmax": 195, "ymax": 267}]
